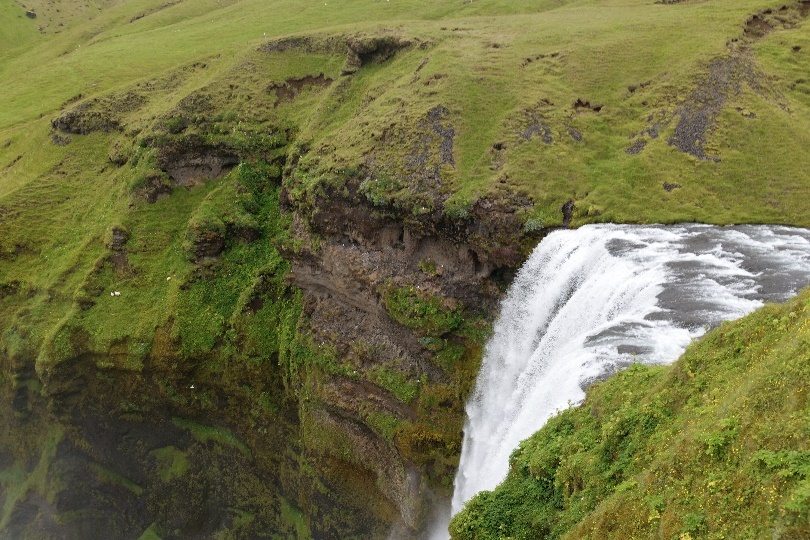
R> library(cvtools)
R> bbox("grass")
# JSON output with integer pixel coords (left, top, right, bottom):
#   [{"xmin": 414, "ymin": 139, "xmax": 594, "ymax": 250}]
[
  {"xmin": 450, "ymin": 288, "xmax": 810, "ymax": 539},
  {"xmin": 150, "ymin": 446, "xmax": 190, "ymax": 482},
  {"xmin": 383, "ymin": 285, "xmax": 464, "ymax": 337}
]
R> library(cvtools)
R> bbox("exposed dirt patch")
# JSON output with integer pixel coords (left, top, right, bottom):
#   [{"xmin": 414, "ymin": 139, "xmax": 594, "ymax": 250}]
[
  {"xmin": 3, "ymin": 154, "xmax": 23, "ymax": 170},
  {"xmin": 155, "ymin": 134, "xmax": 239, "ymax": 186},
  {"xmin": 342, "ymin": 35, "xmax": 416, "ymax": 75},
  {"xmin": 399, "ymin": 105, "xmax": 456, "ymax": 185},
  {"xmin": 742, "ymin": 3, "xmax": 809, "ymax": 41},
  {"xmin": 427, "ymin": 106, "xmax": 455, "ymax": 166},
  {"xmin": 521, "ymin": 119, "xmax": 553, "ymax": 143},
  {"xmin": 628, "ymin": 81, "xmax": 651, "ymax": 94},
  {"xmin": 663, "ymin": 181, "xmax": 682, "ymax": 191},
  {"xmin": 490, "ymin": 142, "xmax": 507, "ymax": 170},
  {"xmin": 134, "ymin": 173, "xmax": 173, "ymax": 203},
  {"xmin": 267, "ymin": 74, "xmax": 333, "ymax": 106},
  {"xmin": 573, "ymin": 98, "xmax": 602, "ymax": 113},
  {"xmin": 422, "ymin": 73, "xmax": 447, "ymax": 86},
  {"xmin": 567, "ymin": 126, "xmax": 583, "ymax": 142},
  {"xmin": 516, "ymin": 100, "xmax": 555, "ymax": 144},
  {"xmin": 106, "ymin": 226, "xmax": 132, "ymax": 276},
  {"xmin": 664, "ymin": 2, "xmax": 810, "ymax": 160},
  {"xmin": 49, "ymin": 132, "xmax": 71, "ymax": 146},
  {"xmin": 520, "ymin": 51, "xmax": 560, "ymax": 68},
  {"xmin": 0, "ymin": 280, "xmax": 22, "ymax": 299},
  {"xmin": 258, "ymin": 34, "xmax": 344, "ymax": 54},
  {"xmin": 51, "ymin": 92, "xmax": 146, "ymax": 135}
]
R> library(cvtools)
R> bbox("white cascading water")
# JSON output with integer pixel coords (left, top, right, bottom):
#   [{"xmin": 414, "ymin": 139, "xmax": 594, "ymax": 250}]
[{"xmin": 433, "ymin": 224, "xmax": 810, "ymax": 535}]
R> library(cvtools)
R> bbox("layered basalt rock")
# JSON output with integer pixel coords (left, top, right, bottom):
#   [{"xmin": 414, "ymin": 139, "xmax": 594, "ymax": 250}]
[{"xmin": 280, "ymin": 168, "xmax": 543, "ymax": 534}]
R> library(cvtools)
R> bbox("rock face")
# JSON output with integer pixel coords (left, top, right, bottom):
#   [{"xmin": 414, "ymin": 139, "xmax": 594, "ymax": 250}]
[
  {"xmin": 156, "ymin": 135, "xmax": 240, "ymax": 186},
  {"xmin": 279, "ymin": 170, "xmax": 542, "ymax": 534}
]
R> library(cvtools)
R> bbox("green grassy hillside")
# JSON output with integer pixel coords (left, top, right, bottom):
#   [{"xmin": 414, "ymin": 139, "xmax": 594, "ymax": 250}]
[
  {"xmin": 451, "ymin": 288, "xmax": 810, "ymax": 539},
  {"xmin": 2, "ymin": 0, "xmax": 810, "ymax": 225}
]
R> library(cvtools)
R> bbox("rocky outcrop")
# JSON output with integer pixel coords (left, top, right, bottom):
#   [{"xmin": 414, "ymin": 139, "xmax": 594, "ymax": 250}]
[
  {"xmin": 155, "ymin": 134, "xmax": 240, "ymax": 186},
  {"xmin": 51, "ymin": 93, "xmax": 146, "ymax": 135},
  {"xmin": 342, "ymin": 36, "xmax": 415, "ymax": 75},
  {"xmin": 280, "ymin": 167, "xmax": 543, "ymax": 534}
]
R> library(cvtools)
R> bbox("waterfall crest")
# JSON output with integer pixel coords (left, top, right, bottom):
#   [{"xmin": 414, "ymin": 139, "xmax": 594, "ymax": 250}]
[{"xmin": 449, "ymin": 224, "xmax": 810, "ymax": 517}]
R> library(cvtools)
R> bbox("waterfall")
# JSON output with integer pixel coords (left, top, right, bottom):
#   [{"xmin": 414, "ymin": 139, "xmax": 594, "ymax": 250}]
[{"xmin": 438, "ymin": 224, "xmax": 810, "ymax": 533}]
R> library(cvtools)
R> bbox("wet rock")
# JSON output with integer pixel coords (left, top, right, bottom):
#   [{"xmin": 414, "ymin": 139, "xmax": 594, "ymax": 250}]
[{"xmin": 561, "ymin": 199, "xmax": 575, "ymax": 228}]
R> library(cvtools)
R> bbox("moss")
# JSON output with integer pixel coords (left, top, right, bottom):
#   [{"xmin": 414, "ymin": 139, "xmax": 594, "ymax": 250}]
[
  {"xmin": 91, "ymin": 463, "xmax": 144, "ymax": 496},
  {"xmin": 150, "ymin": 446, "xmax": 190, "ymax": 482},
  {"xmin": 279, "ymin": 497, "xmax": 312, "ymax": 540},
  {"xmin": 137, "ymin": 523, "xmax": 162, "ymax": 540},
  {"xmin": 172, "ymin": 418, "xmax": 250, "ymax": 457},
  {"xmin": 368, "ymin": 365, "xmax": 419, "ymax": 404},
  {"xmin": 365, "ymin": 411, "xmax": 402, "ymax": 442},
  {"xmin": 383, "ymin": 285, "xmax": 463, "ymax": 337}
]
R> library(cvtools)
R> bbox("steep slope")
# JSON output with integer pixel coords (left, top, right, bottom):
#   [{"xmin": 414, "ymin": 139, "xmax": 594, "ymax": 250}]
[
  {"xmin": 450, "ymin": 288, "xmax": 810, "ymax": 539},
  {"xmin": 1, "ymin": 0, "xmax": 809, "ymax": 538}
]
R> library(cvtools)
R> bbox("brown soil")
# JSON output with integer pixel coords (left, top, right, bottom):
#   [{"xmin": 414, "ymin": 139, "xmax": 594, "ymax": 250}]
[
  {"xmin": 267, "ymin": 74, "xmax": 333, "ymax": 106},
  {"xmin": 573, "ymin": 98, "xmax": 602, "ymax": 113},
  {"xmin": 51, "ymin": 92, "xmax": 146, "ymax": 135},
  {"xmin": 155, "ymin": 134, "xmax": 239, "ymax": 186},
  {"xmin": 342, "ymin": 35, "xmax": 416, "ymax": 75},
  {"xmin": 663, "ymin": 181, "xmax": 682, "ymax": 191}
]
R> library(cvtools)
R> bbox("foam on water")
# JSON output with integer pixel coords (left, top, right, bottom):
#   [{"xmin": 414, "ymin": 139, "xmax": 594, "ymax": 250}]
[{"xmin": 434, "ymin": 224, "xmax": 810, "ymax": 535}]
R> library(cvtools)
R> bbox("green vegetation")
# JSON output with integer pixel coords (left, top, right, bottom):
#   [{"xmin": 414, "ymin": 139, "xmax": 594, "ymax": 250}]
[
  {"xmin": 369, "ymin": 365, "xmax": 420, "ymax": 403},
  {"xmin": 450, "ymin": 289, "xmax": 810, "ymax": 539},
  {"xmin": 150, "ymin": 446, "xmax": 190, "ymax": 482},
  {"xmin": 384, "ymin": 285, "xmax": 464, "ymax": 337},
  {"xmin": 172, "ymin": 418, "xmax": 250, "ymax": 456}
]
